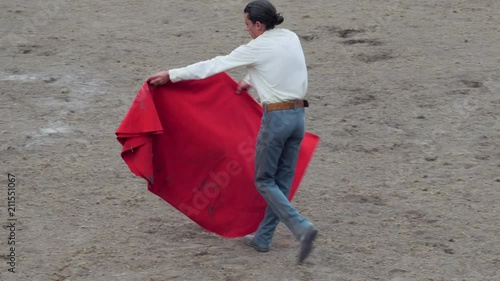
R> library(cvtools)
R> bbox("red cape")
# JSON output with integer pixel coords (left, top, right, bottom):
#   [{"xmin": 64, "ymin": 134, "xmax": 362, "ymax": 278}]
[{"xmin": 116, "ymin": 73, "xmax": 319, "ymax": 238}]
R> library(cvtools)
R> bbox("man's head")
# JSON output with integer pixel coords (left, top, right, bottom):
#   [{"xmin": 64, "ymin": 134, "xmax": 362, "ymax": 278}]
[{"xmin": 244, "ymin": 0, "xmax": 284, "ymax": 39}]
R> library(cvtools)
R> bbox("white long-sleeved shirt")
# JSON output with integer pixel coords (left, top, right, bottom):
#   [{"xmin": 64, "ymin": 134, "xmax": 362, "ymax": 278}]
[{"xmin": 169, "ymin": 28, "xmax": 308, "ymax": 104}]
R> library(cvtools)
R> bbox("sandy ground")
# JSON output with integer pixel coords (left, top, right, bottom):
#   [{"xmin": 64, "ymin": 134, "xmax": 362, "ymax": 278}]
[{"xmin": 1, "ymin": 0, "xmax": 499, "ymax": 280}]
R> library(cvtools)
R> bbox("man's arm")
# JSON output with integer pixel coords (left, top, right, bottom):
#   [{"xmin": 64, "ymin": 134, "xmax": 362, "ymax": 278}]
[
  {"xmin": 148, "ymin": 43, "xmax": 258, "ymax": 86},
  {"xmin": 169, "ymin": 44, "xmax": 257, "ymax": 82}
]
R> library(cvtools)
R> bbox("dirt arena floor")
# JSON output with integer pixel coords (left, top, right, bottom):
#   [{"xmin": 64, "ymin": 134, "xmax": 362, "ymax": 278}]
[{"xmin": 1, "ymin": 0, "xmax": 499, "ymax": 280}]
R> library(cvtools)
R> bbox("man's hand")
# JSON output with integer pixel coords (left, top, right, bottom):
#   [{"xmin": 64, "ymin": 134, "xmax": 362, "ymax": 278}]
[
  {"xmin": 148, "ymin": 71, "xmax": 170, "ymax": 86},
  {"xmin": 236, "ymin": 81, "xmax": 251, "ymax": 94}
]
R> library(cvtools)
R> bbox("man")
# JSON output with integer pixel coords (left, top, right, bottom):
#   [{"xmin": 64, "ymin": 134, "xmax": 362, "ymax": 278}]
[{"xmin": 148, "ymin": 0, "xmax": 318, "ymax": 264}]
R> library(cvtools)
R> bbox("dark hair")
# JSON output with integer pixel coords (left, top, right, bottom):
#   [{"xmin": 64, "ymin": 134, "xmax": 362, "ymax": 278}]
[{"xmin": 244, "ymin": 0, "xmax": 284, "ymax": 30}]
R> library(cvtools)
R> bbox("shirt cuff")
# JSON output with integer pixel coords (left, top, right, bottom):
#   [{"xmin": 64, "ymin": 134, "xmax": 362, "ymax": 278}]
[
  {"xmin": 169, "ymin": 68, "xmax": 186, "ymax": 83},
  {"xmin": 242, "ymin": 73, "xmax": 251, "ymax": 84}
]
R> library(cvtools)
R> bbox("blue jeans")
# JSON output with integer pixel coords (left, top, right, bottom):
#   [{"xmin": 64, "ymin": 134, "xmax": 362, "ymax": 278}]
[{"xmin": 253, "ymin": 105, "xmax": 313, "ymax": 249}]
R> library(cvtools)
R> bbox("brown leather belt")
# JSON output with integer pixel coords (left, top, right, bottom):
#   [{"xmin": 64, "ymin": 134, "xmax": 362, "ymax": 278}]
[{"xmin": 264, "ymin": 100, "xmax": 309, "ymax": 112}]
